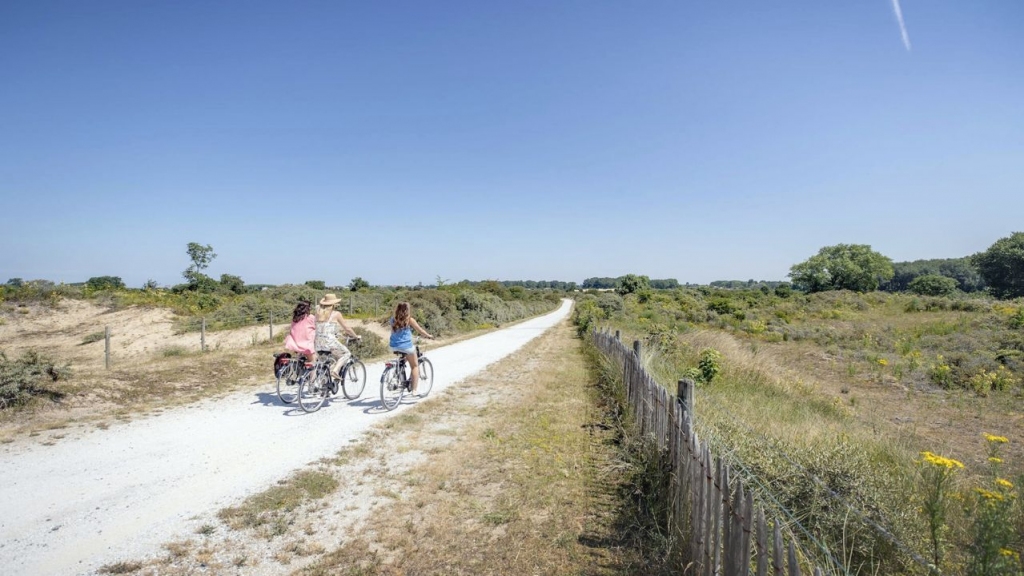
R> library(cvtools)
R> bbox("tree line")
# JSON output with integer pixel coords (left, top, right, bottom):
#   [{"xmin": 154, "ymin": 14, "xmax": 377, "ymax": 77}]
[
  {"xmin": 788, "ymin": 232, "xmax": 1024, "ymax": 299},
  {"xmin": 582, "ymin": 277, "xmax": 681, "ymax": 290}
]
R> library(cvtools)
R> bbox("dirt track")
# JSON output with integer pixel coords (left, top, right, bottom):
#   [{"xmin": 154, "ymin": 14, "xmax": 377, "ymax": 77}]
[{"xmin": 0, "ymin": 300, "xmax": 572, "ymax": 575}]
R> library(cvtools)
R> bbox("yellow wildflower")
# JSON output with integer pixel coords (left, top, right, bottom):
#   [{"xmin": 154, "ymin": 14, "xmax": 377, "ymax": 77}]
[
  {"xmin": 878, "ymin": 358, "xmax": 888, "ymax": 366},
  {"xmin": 996, "ymin": 478, "xmax": 1014, "ymax": 490},
  {"xmin": 984, "ymin": 433, "xmax": 1009, "ymax": 444},
  {"xmin": 920, "ymin": 451, "xmax": 965, "ymax": 469},
  {"xmin": 974, "ymin": 488, "xmax": 1005, "ymax": 501},
  {"xmin": 988, "ymin": 457, "xmax": 1003, "ymax": 464}
]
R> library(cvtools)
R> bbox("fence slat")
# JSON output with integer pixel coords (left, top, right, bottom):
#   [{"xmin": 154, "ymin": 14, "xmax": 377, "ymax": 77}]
[
  {"xmin": 773, "ymin": 517, "xmax": 784, "ymax": 576},
  {"xmin": 788, "ymin": 541, "xmax": 801, "ymax": 576},
  {"xmin": 756, "ymin": 508, "xmax": 768, "ymax": 576}
]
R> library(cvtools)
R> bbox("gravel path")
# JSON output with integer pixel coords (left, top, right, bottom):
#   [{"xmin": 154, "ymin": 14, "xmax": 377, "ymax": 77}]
[{"xmin": 0, "ymin": 300, "xmax": 572, "ymax": 576}]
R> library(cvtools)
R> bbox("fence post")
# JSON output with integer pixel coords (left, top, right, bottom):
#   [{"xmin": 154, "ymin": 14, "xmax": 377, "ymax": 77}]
[
  {"xmin": 201, "ymin": 317, "xmax": 207, "ymax": 352},
  {"xmin": 349, "ymin": 295, "xmax": 353, "ymax": 314},
  {"xmin": 269, "ymin": 310, "xmax": 274, "ymax": 340},
  {"xmin": 615, "ymin": 329, "xmax": 620, "ymax": 341},
  {"xmin": 678, "ymin": 378, "xmax": 694, "ymax": 417},
  {"xmin": 104, "ymin": 326, "xmax": 110, "ymax": 369},
  {"xmin": 374, "ymin": 297, "xmax": 378, "ymax": 317},
  {"xmin": 633, "ymin": 339, "xmax": 641, "ymax": 359}
]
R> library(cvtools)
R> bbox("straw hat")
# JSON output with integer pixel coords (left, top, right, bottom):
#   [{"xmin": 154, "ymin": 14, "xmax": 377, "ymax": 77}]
[{"xmin": 319, "ymin": 293, "xmax": 342, "ymax": 306}]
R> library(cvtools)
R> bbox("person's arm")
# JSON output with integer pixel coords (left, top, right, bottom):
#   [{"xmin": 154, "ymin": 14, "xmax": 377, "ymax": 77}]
[
  {"xmin": 333, "ymin": 311, "xmax": 360, "ymax": 339},
  {"xmin": 409, "ymin": 317, "xmax": 434, "ymax": 339}
]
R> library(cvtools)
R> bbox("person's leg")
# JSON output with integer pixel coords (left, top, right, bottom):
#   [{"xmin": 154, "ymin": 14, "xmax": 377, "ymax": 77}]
[
  {"xmin": 330, "ymin": 344, "xmax": 352, "ymax": 377},
  {"xmin": 407, "ymin": 353, "xmax": 419, "ymax": 393}
]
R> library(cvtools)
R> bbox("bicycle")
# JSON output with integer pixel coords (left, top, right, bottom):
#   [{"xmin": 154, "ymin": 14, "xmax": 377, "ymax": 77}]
[
  {"xmin": 274, "ymin": 353, "xmax": 310, "ymax": 405},
  {"xmin": 380, "ymin": 343, "xmax": 434, "ymax": 411},
  {"xmin": 297, "ymin": 338, "xmax": 367, "ymax": 413}
]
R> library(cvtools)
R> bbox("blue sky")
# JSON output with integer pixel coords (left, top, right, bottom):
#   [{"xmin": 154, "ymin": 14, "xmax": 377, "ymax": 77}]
[{"xmin": 2, "ymin": 1, "xmax": 1022, "ymax": 287}]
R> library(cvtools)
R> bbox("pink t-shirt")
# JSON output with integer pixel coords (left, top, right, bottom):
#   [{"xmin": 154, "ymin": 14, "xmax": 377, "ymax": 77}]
[{"xmin": 284, "ymin": 315, "xmax": 316, "ymax": 357}]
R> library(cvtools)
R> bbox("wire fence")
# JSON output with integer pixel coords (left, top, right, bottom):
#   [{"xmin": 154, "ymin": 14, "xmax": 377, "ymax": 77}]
[{"xmin": 592, "ymin": 326, "xmax": 937, "ymax": 576}]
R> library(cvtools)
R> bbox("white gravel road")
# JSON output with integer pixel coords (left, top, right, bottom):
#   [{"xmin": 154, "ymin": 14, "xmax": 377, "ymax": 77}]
[{"xmin": 0, "ymin": 300, "xmax": 572, "ymax": 576}]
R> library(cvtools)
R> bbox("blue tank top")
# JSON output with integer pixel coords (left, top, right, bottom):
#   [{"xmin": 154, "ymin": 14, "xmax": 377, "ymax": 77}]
[{"xmin": 389, "ymin": 318, "xmax": 413, "ymax": 349}]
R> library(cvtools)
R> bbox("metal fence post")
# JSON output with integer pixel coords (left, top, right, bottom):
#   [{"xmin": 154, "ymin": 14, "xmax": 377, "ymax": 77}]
[
  {"xmin": 269, "ymin": 310, "xmax": 273, "ymax": 340},
  {"xmin": 104, "ymin": 326, "xmax": 110, "ymax": 369},
  {"xmin": 201, "ymin": 317, "xmax": 206, "ymax": 352},
  {"xmin": 349, "ymin": 295, "xmax": 354, "ymax": 315}
]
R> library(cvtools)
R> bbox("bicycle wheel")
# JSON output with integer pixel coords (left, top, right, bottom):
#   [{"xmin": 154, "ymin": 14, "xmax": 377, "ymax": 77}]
[
  {"xmin": 276, "ymin": 361, "xmax": 299, "ymax": 405},
  {"xmin": 341, "ymin": 359, "xmax": 367, "ymax": 400},
  {"xmin": 298, "ymin": 367, "xmax": 329, "ymax": 413},
  {"xmin": 416, "ymin": 357, "xmax": 434, "ymax": 398},
  {"xmin": 380, "ymin": 365, "xmax": 405, "ymax": 411}
]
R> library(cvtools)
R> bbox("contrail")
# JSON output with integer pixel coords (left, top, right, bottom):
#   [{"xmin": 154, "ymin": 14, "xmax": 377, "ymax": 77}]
[{"xmin": 890, "ymin": 0, "xmax": 912, "ymax": 51}]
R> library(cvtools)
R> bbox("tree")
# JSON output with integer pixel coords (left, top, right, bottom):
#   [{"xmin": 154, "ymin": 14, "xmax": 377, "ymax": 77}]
[
  {"xmin": 305, "ymin": 280, "xmax": 326, "ymax": 290},
  {"xmin": 789, "ymin": 244, "xmax": 894, "ymax": 293},
  {"xmin": 6, "ymin": 278, "xmax": 23, "ymax": 288},
  {"xmin": 349, "ymin": 277, "xmax": 369, "ymax": 291},
  {"xmin": 615, "ymin": 274, "xmax": 651, "ymax": 296},
  {"xmin": 182, "ymin": 242, "xmax": 217, "ymax": 290},
  {"xmin": 185, "ymin": 243, "xmax": 216, "ymax": 275},
  {"xmin": 219, "ymin": 274, "xmax": 245, "ymax": 294},
  {"xmin": 143, "ymin": 279, "xmax": 159, "ymax": 291},
  {"xmin": 908, "ymin": 274, "xmax": 958, "ymax": 297},
  {"xmin": 883, "ymin": 257, "xmax": 985, "ymax": 293},
  {"xmin": 86, "ymin": 276, "xmax": 125, "ymax": 291},
  {"xmin": 972, "ymin": 232, "xmax": 1024, "ymax": 299}
]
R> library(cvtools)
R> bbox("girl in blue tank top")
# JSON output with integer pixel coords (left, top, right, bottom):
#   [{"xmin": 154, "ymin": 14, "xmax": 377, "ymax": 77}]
[{"xmin": 389, "ymin": 302, "xmax": 435, "ymax": 395}]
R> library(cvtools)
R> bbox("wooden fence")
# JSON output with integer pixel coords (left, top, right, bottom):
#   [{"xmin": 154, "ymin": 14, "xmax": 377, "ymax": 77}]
[{"xmin": 592, "ymin": 328, "xmax": 824, "ymax": 576}]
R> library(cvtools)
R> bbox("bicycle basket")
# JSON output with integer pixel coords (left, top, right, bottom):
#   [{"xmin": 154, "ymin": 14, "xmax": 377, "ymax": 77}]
[{"xmin": 273, "ymin": 353, "xmax": 292, "ymax": 377}]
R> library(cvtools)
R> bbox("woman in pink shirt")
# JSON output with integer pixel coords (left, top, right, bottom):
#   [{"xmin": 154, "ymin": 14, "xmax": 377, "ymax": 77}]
[{"xmin": 284, "ymin": 299, "xmax": 316, "ymax": 359}]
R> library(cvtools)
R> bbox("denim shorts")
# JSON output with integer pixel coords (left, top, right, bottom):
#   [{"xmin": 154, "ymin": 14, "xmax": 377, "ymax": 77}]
[{"xmin": 389, "ymin": 345, "xmax": 415, "ymax": 355}]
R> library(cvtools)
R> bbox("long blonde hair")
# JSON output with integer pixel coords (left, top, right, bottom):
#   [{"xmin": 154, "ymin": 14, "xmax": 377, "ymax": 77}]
[
  {"xmin": 316, "ymin": 303, "xmax": 335, "ymax": 322},
  {"xmin": 392, "ymin": 302, "xmax": 410, "ymax": 332}
]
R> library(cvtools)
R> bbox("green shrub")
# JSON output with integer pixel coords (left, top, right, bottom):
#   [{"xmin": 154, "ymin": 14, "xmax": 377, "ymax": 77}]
[
  {"xmin": 909, "ymin": 275, "xmax": 959, "ymax": 297},
  {"xmin": 774, "ymin": 284, "xmax": 793, "ymax": 298},
  {"xmin": 1009, "ymin": 307, "xmax": 1024, "ymax": 330},
  {"xmin": 86, "ymin": 276, "xmax": 125, "ymax": 291},
  {"xmin": 572, "ymin": 297, "xmax": 606, "ymax": 337},
  {"xmin": 707, "ymin": 297, "xmax": 737, "ymax": 315},
  {"xmin": 160, "ymin": 346, "xmax": 189, "ymax": 357},
  {"xmin": 697, "ymin": 348, "xmax": 722, "ymax": 384},
  {"xmin": 350, "ymin": 327, "xmax": 387, "ymax": 358},
  {"xmin": 0, "ymin": 350, "xmax": 71, "ymax": 408},
  {"xmin": 80, "ymin": 331, "xmax": 105, "ymax": 345}
]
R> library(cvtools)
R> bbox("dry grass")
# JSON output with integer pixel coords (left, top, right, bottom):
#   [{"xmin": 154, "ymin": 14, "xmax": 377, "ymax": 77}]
[
  {"xmin": 218, "ymin": 469, "xmax": 340, "ymax": 536},
  {"xmin": 299, "ymin": 319, "xmax": 636, "ymax": 575}
]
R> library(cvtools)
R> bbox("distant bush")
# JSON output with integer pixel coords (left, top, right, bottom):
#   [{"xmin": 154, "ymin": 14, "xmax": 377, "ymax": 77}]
[
  {"xmin": 0, "ymin": 350, "xmax": 70, "ymax": 408},
  {"xmin": 909, "ymin": 275, "xmax": 958, "ymax": 297},
  {"xmin": 350, "ymin": 327, "xmax": 386, "ymax": 358},
  {"xmin": 0, "ymin": 280, "xmax": 82, "ymax": 304},
  {"xmin": 80, "ymin": 331, "xmax": 105, "ymax": 345},
  {"xmin": 86, "ymin": 276, "xmax": 125, "ymax": 291},
  {"xmin": 160, "ymin": 346, "xmax": 189, "ymax": 357}
]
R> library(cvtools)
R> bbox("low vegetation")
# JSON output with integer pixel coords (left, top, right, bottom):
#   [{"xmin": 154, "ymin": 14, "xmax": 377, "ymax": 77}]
[
  {"xmin": 0, "ymin": 350, "xmax": 70, "ymax": 408},
  {"xmin": 575, "ymin": 286, "xmax": 1024, "ymax": 574}
]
